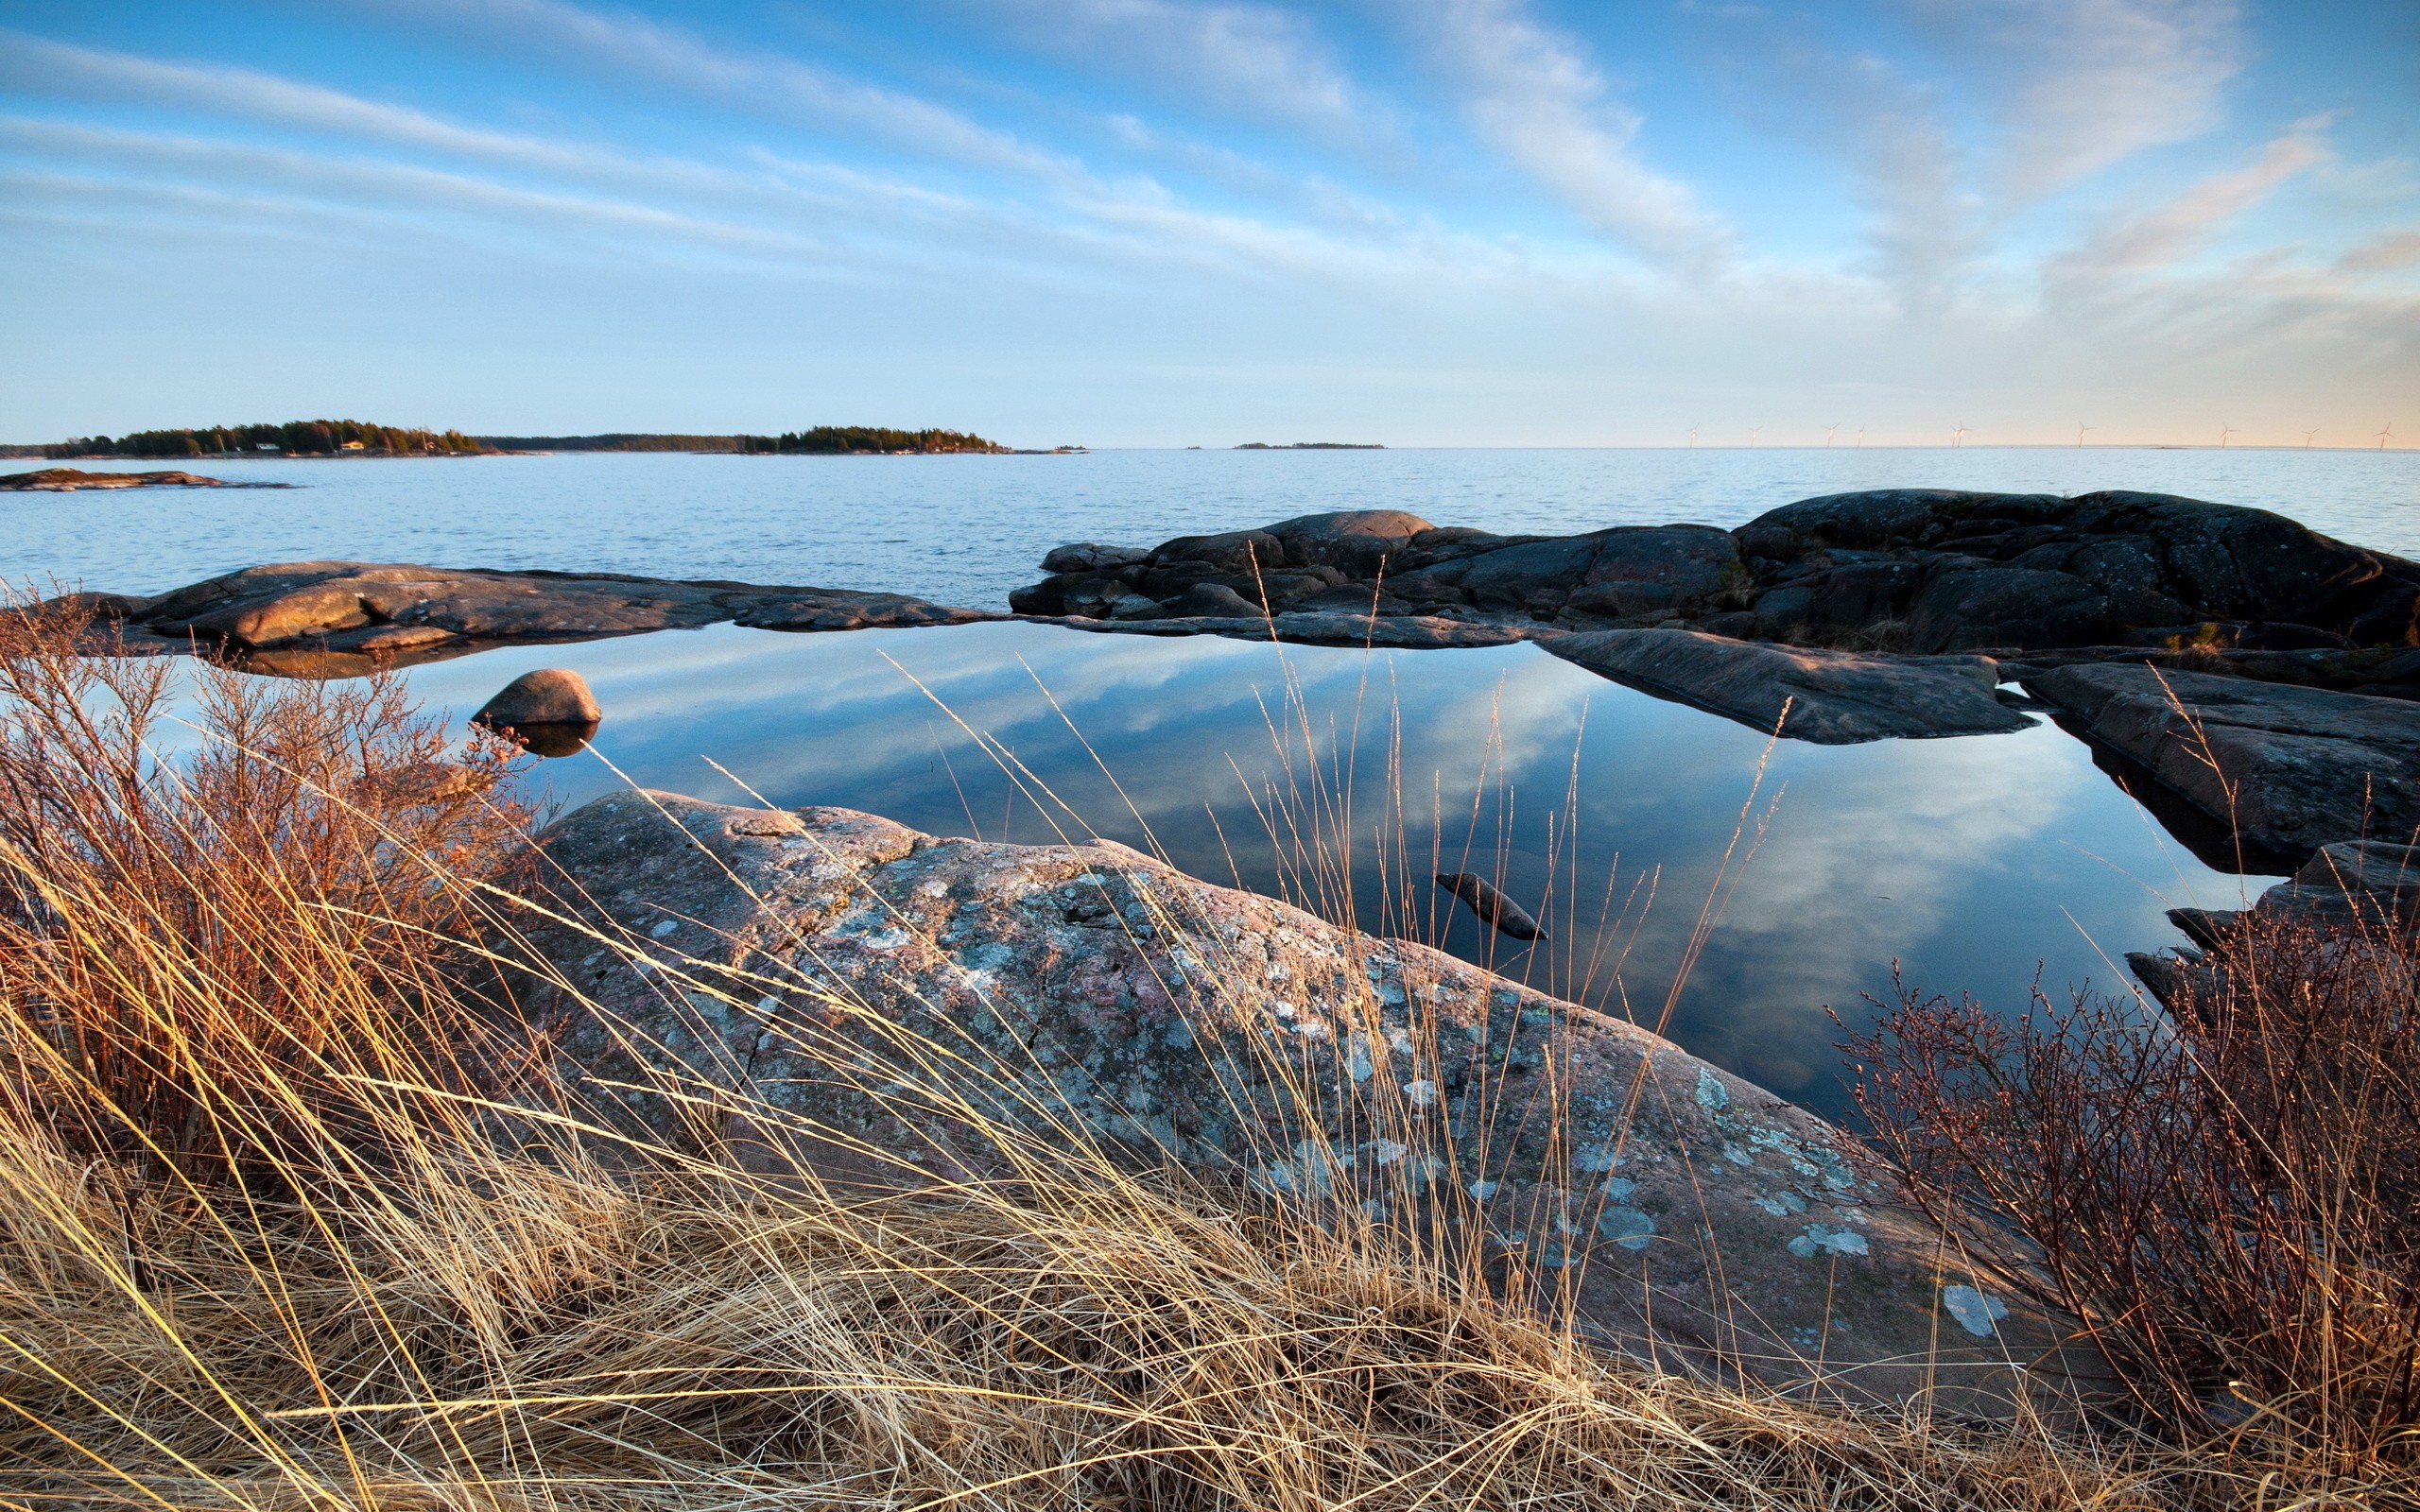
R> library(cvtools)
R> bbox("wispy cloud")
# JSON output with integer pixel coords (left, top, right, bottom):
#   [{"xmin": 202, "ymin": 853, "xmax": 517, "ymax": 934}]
[
  {"xmin": 374, "ymin": 0, "xmax": 1067, "ymax": 177},
  {"xmin": 2340, "ymin": 229, "xmax": 2420, "ymax": 271},
  {"xmin": 0, "ymin": 116, "xmax": 843, "ymax": 263},
  {"xmin": 1409, "ymin": 0, "xmax": 1732, "ymax": 269},
  {"xmin": 2052, "ymin": 116, "xmax": 2330, "ymax": 284},
  {"xmin": 1944, "ymin": 0, "xmax": 2246, "ymax": 203},
  {"xmin": 985, "ymin": 0, "xmax": 1371, "ymax": 136}
]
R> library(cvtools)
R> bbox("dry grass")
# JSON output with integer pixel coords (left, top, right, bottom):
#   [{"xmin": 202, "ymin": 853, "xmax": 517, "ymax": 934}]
[{"xmin": 0, "ymin": 600, "xmax": 2269, "ymax": 1510}]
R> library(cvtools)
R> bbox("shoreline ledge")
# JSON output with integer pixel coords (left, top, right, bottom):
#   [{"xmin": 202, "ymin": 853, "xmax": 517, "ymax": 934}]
[
  {"xmin": 55, "ymin": 489, "xmax": 2420, "ymax": 865},
  {"xmin": 515, "ymin": 786, "xmax": 2098, "ymax": 1414}
]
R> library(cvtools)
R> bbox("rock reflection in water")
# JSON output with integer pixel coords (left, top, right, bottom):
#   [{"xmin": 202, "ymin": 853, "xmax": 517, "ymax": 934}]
[{"xmin": 383, "ymin": 620, "xmax": 2244, "ymax": 1120}]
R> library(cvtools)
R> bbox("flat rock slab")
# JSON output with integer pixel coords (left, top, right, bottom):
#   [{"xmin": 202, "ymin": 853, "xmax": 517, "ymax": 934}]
[
  {"xmin": 0, "ymin": 467, "xmax": 290, "ymax": 490},
  {"xmin": 2027, "ymin": 662, "xmax": 2420, "ymax": 866},
  {"xmin": 87, "ymin": 560, "xmax": 996, "ymax": 656},
  {"xmin": 1546, "ymin": 628, "xmax": 2034, "ymax": 744},
  {"xmin": 511, "ymin": 790, "xmax": 2082, "ymax": 1412}
]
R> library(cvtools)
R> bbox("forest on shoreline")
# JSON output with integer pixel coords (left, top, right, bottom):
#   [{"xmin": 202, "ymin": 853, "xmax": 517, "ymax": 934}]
[{"xmin": 13, "ymin": 422, "xmax": 1032, "ymax": 459}]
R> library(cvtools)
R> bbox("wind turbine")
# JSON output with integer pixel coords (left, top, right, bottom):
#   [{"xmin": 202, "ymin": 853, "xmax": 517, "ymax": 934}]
[
  {"xmin": 2302, "ymin": 428, "xmax": 2320, "ymax": 449},
  {"xmin": 1951, "ymin": 421, "xmax": 1967, "ymax": 448},
  {"xmin": 1687, "ymin": 423, "xmax": 1698, "ymax": 448},
  {"xmin": 2381, "ymin": 424, "xmax": 2397, "ymax": 451},
  {"xmin": 2219, "ymin": 421, "xmax": 2237, "ymax": 448},
  {"xmin": 1856, "ymin": 424, "xmax": 1866, "ymax": 447},
  {"xmin": 1824, "ymin": 423, "xmax": 1839, "ymax": 448},
  {"xmin": 1749, "ymin": 426, "xmax": 1761, "ymax": 447},
  {"xmin": 2077, "ymin": 423, "xmax": 2095, "ymax": 447}
]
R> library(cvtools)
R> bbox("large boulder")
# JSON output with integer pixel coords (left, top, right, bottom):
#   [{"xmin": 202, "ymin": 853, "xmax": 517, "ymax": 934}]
[
  {"xmin": 2027, "ymin": 662, "xmax": 2420, "ymax": 866},
  {"xmin": 511, "ymin": 791, "xmax": 2076, "ymax": 1410},
  {"xmin": 1547, "ymin": 629, "xmax": 2034, "ymax": 744},
  {"xmin": 472, "ymin": 668, "xmax": 602, "ymax": 756}
]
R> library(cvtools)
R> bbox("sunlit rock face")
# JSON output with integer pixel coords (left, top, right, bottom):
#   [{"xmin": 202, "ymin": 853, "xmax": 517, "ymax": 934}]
[
  {"xmin": 101, "ymin": 561, "xmax": 996, "ymax": 655},
  {"xmin": 511, "ymin": 789, "xmax": 2083, "ymax": 1413}
]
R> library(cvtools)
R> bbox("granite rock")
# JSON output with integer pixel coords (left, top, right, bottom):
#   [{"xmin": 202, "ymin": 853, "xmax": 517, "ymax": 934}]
[
  {"xmin": 510, "ymin": 790, "xmax": 2080, "ymax": 1410},
  {"xmin": 107, "ymin": 561, "xmax": 995, "ymax": 657}
]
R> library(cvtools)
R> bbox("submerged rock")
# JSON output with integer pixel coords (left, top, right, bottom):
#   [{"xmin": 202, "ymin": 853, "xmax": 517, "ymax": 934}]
[
  {"xmin": 1435, "ymin": 872, "xmax": 1547, "ymax": 940},
  {"xmin": 1546, "ymin": 628, "xmax": 2035, "ymax": 744},
  {"xmin": 2026, "ymin": 662, "xmax": 2420, "ymax": 868},
  {"xmin": 511, "ymin": 790, "xmax": 2085, "ymax": 1412}
]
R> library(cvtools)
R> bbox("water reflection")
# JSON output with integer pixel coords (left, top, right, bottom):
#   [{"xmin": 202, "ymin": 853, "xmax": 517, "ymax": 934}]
[{"xmin": 390, "ymin": 621, "xmax": 2243, "ymax": 1120}]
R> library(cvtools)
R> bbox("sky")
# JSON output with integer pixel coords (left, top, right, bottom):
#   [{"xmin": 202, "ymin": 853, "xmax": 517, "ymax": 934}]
[{"xmin": 1, "ymin": 0, "xmax": 2414, "ymax": 447}]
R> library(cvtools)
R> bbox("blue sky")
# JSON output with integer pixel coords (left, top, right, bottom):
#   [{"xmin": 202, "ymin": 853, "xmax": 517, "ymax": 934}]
[{"xmin": 1, "ymin": 0, "xmax": 2413, "ymax": 446}]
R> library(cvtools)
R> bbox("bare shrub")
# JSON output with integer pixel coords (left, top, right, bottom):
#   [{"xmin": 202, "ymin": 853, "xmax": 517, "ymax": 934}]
[
  {"xmin": 0, "ymin": 599, "xmax": 534, "ymax": 1173},
  {"xmin": 1847, "ymin": 906, "xmax": 2420, "ymax": 1474}
]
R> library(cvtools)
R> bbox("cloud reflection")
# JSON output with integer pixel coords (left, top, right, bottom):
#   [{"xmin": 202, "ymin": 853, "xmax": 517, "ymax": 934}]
[{"xmin": 399, "ymin": 622, "xmax": 2238, "ymax": 1117}]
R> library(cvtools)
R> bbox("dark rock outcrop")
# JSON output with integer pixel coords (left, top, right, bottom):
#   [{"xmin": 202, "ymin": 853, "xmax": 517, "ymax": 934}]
[
  {"xmin": 1012, "ymin": 509, "xmax": 1749, "ymax": 630},
  {"xmin": 95, "ymin": 561, "xmax": 996, "ymax": 661},
  {"xmin": 2026, "ymin": 662, "xmax": 2420, "ymax": 868},
  {"xmin": 1732, "ymin": 490, "xmax": 2420, "ymax": 660},
  {"xmin": 1546, "ymin": 629, "xmax": 2035, "ymax": 743},
  {"xmin": 513, "ymin": 789, "xmax": 2079, "ymax": 1408},
  {"xmin": 1017, "ymin": 494, "xmax": 2420, "ymax": 701}
]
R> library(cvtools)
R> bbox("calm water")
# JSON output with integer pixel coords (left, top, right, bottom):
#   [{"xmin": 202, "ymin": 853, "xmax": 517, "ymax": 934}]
[
  {"xmin": 8, "ymin": 446, "xmax": 2414, "ymax": 603},
  {"xmin": 369, "ymin": 621, "xmax": 2245, "ymax": 1123}
]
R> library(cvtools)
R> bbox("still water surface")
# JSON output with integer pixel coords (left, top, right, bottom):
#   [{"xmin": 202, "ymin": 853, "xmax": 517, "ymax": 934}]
[
  {"xmin": 9, "ymin": 446, "xmax": 2414, "ymax": 603},
  {"xmin": 383, "ymin": 620, "xmax": 2244, "ymax": 1122}
]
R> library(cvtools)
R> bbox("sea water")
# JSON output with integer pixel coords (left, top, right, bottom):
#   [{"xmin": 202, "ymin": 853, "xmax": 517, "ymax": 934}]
[{"xmin": 7, "ymin": 445, "xmax": 2412, "ymax": 604}]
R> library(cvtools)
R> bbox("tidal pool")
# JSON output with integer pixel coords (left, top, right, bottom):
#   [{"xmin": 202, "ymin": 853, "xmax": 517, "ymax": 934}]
[{"xmin": 373, "ymin": 620, "xmax": 2244, "ymax": 1121}]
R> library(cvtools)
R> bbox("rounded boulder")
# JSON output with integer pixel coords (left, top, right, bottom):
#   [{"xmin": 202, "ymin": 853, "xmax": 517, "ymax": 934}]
[{"xmin": 472, "ymin": 669, "xmax": 603, "ymax": 756}]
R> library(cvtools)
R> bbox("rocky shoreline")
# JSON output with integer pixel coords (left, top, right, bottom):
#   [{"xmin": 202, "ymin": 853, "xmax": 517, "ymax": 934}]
[{"xmin": 61, "ymin": 487, "xmax": 2420, "ymax": 870}]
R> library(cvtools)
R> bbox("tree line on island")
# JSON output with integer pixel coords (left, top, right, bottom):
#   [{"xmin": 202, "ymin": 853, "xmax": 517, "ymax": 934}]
[
  {"xmin": 39, "ymin": 421, "xmax": 484, "ymax": 459},
  {"xmin": 19, "ymin": 421, "xmax": 1069, "ymax": 459}
]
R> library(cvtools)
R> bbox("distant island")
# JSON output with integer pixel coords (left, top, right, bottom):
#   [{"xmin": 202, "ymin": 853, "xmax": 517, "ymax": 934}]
[
  {"xmin": 5, "ymin": 421, "xmax": 1079, "ymax": 459},
  {"xmin": 482, "ymin": 427, "xmax": 1025, "ymax": 455},
  {"xmin": 1233, "ymin": 441, "xmax": 1384, "ymax": 450},
  {"xmin": 475, "ymin": 433, "xmax": 760, "ymax": 454},
  {"xmin": 26, "ymin": 421, "xmax": 483, "ymax": 460}
]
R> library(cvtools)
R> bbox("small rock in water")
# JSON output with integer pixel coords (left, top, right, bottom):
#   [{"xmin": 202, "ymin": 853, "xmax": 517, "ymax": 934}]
[
  {"xmin": 472, "ymin": 668, "xmax": 602, "ymax": 757},
  {"xmin": 1434, "ymin": 872, "xmax": 1547, "ymax": 940}
]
